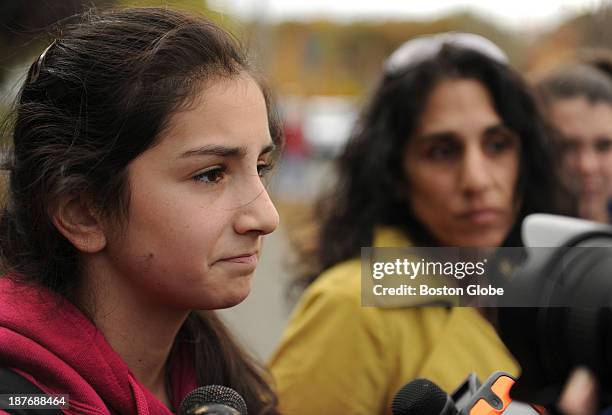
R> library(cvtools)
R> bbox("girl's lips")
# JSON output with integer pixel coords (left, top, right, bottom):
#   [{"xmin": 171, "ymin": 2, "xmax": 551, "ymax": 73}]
[{"xmin": 219, "ymin": 254, "xmax": 258, "ymax": 265}]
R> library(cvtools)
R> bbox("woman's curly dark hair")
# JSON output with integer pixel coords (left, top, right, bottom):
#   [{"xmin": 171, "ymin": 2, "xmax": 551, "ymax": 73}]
[{"xmin": 298, "ymin": 45, "xmax": 558, "ymax": 287}]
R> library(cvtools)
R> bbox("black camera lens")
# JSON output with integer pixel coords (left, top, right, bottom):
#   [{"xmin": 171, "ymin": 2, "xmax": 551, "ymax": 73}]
[{"xmin": 498, "ymin": 232, "xmax": 612, "ymax": 407}]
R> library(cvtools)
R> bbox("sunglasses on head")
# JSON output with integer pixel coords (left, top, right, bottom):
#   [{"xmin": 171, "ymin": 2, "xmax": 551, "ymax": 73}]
[{"xmin": 384, "ymin": 32, "xmax": 508, "ymax": 76}]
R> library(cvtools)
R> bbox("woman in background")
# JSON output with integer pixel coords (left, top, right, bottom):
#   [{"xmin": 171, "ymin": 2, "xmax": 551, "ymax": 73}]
[
  {"xmin": 270, "ymin": 33, "xmax": 557, "ymax": 414},
  {"xmin": 0, "ymin": 8, "xmax": 280, "ymax": 414},
  {"xmin": 537, "ymin": 54, "xmax": 612, "ymax": 223}
]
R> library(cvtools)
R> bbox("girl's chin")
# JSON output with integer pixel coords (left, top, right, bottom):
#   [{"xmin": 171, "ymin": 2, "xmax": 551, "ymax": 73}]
[{"xmin": 210, "ymin": 288, "xmax": 253, "ymax": 310}]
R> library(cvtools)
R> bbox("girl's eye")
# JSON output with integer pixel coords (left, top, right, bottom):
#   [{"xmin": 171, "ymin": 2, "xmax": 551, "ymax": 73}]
[
  {"xmin": 595, "ymin": 138, "xmax": 612, "ymax": 153},
  {"xmin": 193, "ymin": 167, "xmax": 226, "ymax": 184},
  {"xmin": 257, "ymin": 162, "xmax": 273, "ymax": 177}
]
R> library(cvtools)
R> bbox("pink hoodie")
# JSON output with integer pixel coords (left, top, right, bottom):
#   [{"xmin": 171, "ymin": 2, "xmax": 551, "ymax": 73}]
[{"xmin": 0, "ymin": 277, "xmax": 197, "ymax": 414}]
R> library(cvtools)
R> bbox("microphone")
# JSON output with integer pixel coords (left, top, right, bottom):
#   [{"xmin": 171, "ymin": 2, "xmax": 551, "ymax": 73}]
[
  {"xmin": 391, "ymin": 373, "xmax": 543, "ymax": 415},
  {"xmin": 179, "ymin": 385, "xmax": 248, "ymax": 415},
  {"xmin": 391, "ymin": 378, "xmax": 457, "ymax": 415}
]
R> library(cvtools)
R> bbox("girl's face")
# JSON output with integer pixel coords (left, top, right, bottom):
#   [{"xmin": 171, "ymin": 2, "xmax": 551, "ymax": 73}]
[
  {"xmin": 403, "ymin": 78, "xmax": 520, "ymax": 247},
  {"xmin": 102, "ymin": 74, "xmax": 279, "ymax": 310},
  {"xmin": 549, "ymin": 96, "xmax": 612, "ymax": 204}
]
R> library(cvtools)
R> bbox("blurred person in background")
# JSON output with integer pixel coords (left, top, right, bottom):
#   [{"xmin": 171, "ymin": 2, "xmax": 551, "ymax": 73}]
[
  {"xmin": 0, "ymin": 8, "xmax": 281, "ymax": 414},
  {"xmin": 536, "ymin": 53, "xmax": 612, "ymax": 223},
  {"xmin": 276, "ymin": 95, "xmax": 310, "ymax": 202},
  {"xmin": 269, "ymin": 33, "xmax": 558, "ymax": 414}
]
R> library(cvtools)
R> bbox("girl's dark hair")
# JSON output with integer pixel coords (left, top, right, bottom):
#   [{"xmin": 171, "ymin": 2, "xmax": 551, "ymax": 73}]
[
  {"xmin": 298, "ymin": 45, "xmax": 557, "ymax": 287},
  {"xmin": 536, "ymin": 62, "xmax": 612, "ymax": 106},
  {"xmin": 0, "ymin": 8, "xmax": 280, "ymax": 414}
]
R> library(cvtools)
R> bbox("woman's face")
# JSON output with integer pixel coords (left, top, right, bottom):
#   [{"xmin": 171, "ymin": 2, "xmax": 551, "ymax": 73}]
[
  {"xmin": 102, "ymin": 73, "xmax": 279, "ymax": 310},
  {"xmin": 403, "ymin": 78, "xmax": 520, "ymax": 247},
  {"xmin": 549, "ymin": 96, "xmax": 612, "ymax": 204}
]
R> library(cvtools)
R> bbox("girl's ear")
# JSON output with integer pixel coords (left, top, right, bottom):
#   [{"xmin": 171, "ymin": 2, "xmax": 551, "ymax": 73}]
[{"xmin": 51, "ymin": 195, "xmax": 107, "ymax": 253}]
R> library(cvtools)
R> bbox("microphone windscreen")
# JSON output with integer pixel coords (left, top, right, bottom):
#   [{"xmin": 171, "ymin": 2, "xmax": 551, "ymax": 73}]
[
  {"xmin": 392, "ymin": 378, "xmax": 450, "ymax": 415},
  {"xmin": 179, "ymin": 385, "xmax": 248, "ymax": 415}
]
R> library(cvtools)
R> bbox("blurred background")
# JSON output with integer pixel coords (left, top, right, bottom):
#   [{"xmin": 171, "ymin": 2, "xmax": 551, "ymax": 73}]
[{"xmin": 2, "ymin": 0, "xmax": 612, "ymax": 361}]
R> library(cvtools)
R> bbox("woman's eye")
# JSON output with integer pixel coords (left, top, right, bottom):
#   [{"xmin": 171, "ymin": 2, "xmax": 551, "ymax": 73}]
[
  {"xmin": 193, "ymin": 167, "xmax": 226, "ymax": 184},
  {"xmin": 427, "ymin": 144, "xmax": 458, "ymax": 160},
  {"xmin": 486, "ymin": 134, "xmax": 516, "ymax": 154}
]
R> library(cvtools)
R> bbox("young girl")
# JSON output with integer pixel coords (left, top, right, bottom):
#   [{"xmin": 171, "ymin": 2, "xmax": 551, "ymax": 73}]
[
  {"xmin": 537, "ymin": 56, "xmax": 612, "ymax": 223},
  {"xmin": 0, "ymin": 8, "xmax": 281, "ymax": 414}
]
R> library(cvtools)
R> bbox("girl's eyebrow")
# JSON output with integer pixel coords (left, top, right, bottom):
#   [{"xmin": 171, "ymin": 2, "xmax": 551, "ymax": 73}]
[
  {"xmin": 179, "ymin": 142, "xmax": 276, "ymax": 159},
  {"xmin": 180, "ymin": 144, "xmax": 245, "ymax": 159},
  {"xmin": 260, "ymin": 143, "xmax": 276, "ymax": 155}
]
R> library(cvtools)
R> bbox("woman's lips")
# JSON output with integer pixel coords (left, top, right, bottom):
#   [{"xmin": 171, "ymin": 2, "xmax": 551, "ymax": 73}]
[{"xmin": 459, "ymin": 209, "xmax": 503, "ymax": 225}]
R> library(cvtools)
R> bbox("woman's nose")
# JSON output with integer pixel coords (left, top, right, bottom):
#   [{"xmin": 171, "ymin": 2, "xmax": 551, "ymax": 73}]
[{"xmin": 460, "ymin": 148, "xmax": 494, "ymax": 196}]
